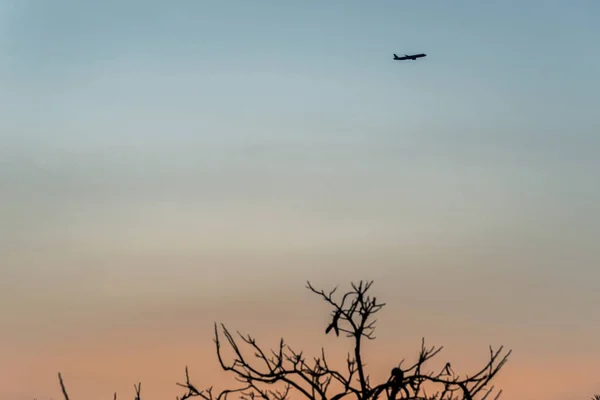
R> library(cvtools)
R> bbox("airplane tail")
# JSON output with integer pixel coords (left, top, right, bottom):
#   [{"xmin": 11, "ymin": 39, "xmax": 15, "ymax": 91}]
[{"xmin": 393, "ymin": 53, "xmax": 399, "ymax": 59}]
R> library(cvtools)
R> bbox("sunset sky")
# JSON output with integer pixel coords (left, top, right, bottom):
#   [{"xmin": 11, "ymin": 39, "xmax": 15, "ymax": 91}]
[{"xmin": 1, "ymin": 1, "xmax": 599, "ymax": 399}]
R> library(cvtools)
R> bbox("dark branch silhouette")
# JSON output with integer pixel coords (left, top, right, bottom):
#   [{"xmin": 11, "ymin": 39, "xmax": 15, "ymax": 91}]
[
  {"xmin": 58, "ymin": 373, "xmax": 70, "ymax": 400},
  {"xmin": 55, "ymin": 280, "xmax": 511, "ymax": 400}
]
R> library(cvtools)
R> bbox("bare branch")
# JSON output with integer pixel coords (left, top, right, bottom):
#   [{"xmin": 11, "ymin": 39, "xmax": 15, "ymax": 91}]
[
  {"xmin": 133, "ymin": 383, "xmax": 142, "ymax": 400},
  {"xmin": 58, "ymin": 373, "xmax": 69, "ymax": 400}
]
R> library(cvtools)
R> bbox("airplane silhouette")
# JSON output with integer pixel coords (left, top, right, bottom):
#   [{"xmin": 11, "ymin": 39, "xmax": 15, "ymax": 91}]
[{"xmin": 393, "ymin": 53, "xmax": 426, "ymax": 61}]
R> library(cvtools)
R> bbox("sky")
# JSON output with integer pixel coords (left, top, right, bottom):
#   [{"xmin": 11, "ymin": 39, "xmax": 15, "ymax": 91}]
[{"xmin": 1, "ymin": 1, "xmax": 599, "ymax": 399}]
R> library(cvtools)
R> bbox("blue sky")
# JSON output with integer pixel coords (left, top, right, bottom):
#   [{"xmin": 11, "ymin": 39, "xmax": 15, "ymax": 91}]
[
  {"xmin": 2, "ymin": 1, "xmax": 599, "ymax": 156},
  {"xmin": 1, "ymin": 2, "xmax": 600, "ymax": 399},
  {"xmin": 2, "ymin": 0, "xmax": 598, "ymax": 218}
]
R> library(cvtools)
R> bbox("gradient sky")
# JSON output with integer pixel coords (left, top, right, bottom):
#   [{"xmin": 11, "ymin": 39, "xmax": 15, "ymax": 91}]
[{"xmin": 1, "ymin": 1, "xmax": 599, "ymax": 399}]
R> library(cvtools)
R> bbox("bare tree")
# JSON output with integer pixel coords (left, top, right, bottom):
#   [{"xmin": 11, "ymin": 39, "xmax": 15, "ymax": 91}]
[
  {"xmin": 176, "ymin": 281, "xmax": 511, "ymax": 400},
  {"xmin": 56, "ymin": 280, "xmax": 511, "ymax": 400}
]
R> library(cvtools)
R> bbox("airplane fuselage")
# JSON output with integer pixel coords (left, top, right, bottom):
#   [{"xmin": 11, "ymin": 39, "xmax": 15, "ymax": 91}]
[{"xmin": 393, "ymin": 53, "xmax": 426, "ymax": 61}]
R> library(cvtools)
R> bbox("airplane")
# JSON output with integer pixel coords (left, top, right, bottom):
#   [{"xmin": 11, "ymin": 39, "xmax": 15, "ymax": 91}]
[{"xmin": 393, "ymin": 53, "xmax": 426, "ymax": 61}]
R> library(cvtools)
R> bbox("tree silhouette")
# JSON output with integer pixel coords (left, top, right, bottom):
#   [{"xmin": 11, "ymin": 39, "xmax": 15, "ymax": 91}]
[{"xmin": 57, "ymin": 280, "xmax": 511, "ymax": 400}]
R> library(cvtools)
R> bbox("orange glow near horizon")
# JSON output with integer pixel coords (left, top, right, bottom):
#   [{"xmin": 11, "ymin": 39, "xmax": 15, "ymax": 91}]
[{"xmin": 3, "ymin": 276, "xmax": 600, "ymax": 400}]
